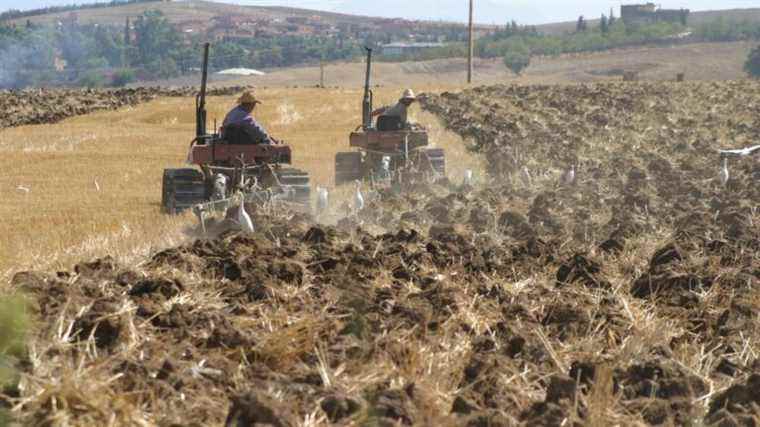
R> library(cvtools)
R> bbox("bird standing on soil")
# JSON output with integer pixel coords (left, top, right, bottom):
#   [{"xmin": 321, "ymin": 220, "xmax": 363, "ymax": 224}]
[
  {"xmin": 316, "ymin": 186, "xmax": 329, "ymax": 216},
  {"xmin": 381, "ymin": 156, "xmax": 391, "ymax": 180},
  {"xmin": 193, "ymin": 204, "xmax": 208, "ymax": 234},
  {"xmin": 561, "ymin": 164, "xmax": 576, "ymax": 186},
  {"xmin": 463, "ymin": 169, "xmax": 474, "ymax": 187},
  {"xmin": 719, "ymin": 157, "xmax": 730, "ymax": 186},
  {"xmin": 237, "ymin": 195, "xmax": 254, "ymax": 233},
  {"xmin": 520, "ymin": 166, "xmax": 532, "ymax": 187},
  {"xmin": 213, "ymin": 174, "xmax": 228, "ymax": 200},
  {"xmin": 353, "ymin": 180, "xmax": 365, "ymax": 214}
]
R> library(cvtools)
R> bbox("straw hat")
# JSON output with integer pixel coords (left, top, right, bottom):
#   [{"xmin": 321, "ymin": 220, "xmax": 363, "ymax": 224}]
[
  {"xmin": 238, "ymin": 91, "xmax": 261, "ymax": 105},
  {"xmin": 401, "ymin": 88, "xmax": 416, "ymax": 101}
]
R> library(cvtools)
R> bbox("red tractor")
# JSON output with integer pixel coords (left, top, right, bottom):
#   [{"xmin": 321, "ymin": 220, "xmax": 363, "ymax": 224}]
[
  {"xmin": 335, "ymin": 48, "xmax": 445, "ymax": 186},
  {"xmin": 162, "ymin": 43, "xmax": 310, "ymax": 214}
]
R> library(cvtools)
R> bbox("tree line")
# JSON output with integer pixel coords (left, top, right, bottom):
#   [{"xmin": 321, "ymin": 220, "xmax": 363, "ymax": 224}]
[
  {"xmin": 0, "ymin": 10, "xmax": 197, "ymax": 88},
  {"xmin": 409, "ymin": 14, "xmax": 760, "ymax": 76},
  {"xmin": 0, "ymin": 8, "xmax": 466, "ymax": 88},
  {"xmin": 3, "ymin": 6, "xmax": 760, "ymax": 88}
]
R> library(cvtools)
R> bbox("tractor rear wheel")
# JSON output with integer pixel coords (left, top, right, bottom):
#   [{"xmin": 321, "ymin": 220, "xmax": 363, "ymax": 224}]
[
  {"xmin": 276, "ymin": 167, "xmax": 311, "ymax": 206},
  {"xmin": 335, "ymin": 152, "xmax": 363, "ymax": 185},
  {"xmin": 162, "ymin": 168, "xmax": 207, "ymax": 214}
]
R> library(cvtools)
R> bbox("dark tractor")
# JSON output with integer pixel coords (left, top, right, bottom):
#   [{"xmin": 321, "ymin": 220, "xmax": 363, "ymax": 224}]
[
  {"xmin": 334, "ymin": 48, "xmax": 445, "ymax": 186},
  {"xmin": 162, "ymin": 43, "xmax": 310, "ymax": 214}
]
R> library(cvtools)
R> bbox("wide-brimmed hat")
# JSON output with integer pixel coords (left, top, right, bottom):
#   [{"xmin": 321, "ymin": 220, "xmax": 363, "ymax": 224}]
[
  {"xmin": 401, "ymin": 88, "xmax": 416, "ymax": 101},
  {"xmin": 238, "ymin": 91, "xmax": 261, "ymax": 105}
]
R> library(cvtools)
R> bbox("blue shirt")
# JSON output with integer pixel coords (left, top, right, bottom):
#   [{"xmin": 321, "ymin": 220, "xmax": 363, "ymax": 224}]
[{"xmin": 222, "ymin": 105, "xmax": 272, "ymax": 144}]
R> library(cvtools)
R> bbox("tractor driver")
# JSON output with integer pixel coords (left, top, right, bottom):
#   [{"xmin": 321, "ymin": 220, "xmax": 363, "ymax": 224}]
[
  {"xmin": 372, "ymin": 89, "xmax": 416, "ymax": 128},
  {"xmin": 222, "ymin": 91, "xmax": 277, "ymax": 144}
]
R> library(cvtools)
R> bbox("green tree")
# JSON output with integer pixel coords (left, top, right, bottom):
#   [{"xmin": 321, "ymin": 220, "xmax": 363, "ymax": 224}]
[
  {"xmin": 503, "ymin": 41, "xmax": 531, "ymax": 75},
  {"xmin": 211, "ymin": 42, "xmax": 249, "ymax": 70},
  {"xmin": 600, "ymin": 14, "xmax": 609, "ymax": 34},
  {"xmin": 94, "ymin": 25, "xmax": 123, "ymax": 66},
  {"xmin": 111, "ymin": 68, "xmax": 135, "ymax": 86},
  {"xmin": 78, "ymin": 69, "xmax": 106, "ymax": 87},
  {"xmin": 744, "ymin": 45, "xmax": 760, "ymax": 78},
  {"xmin": 133, "ymin": 10, "xmax": 181, "ymax": 66},
  {"xmin": 576, "ymin": 15, "xmax": 587, "ymax": 32},
  {"xmin": 60, "ymin": 28, "xmax": 93, "ymax": 70}
]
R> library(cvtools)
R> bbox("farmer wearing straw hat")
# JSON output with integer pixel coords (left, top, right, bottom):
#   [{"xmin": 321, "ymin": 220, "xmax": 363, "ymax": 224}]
[
  {"xmin": 372, "ymin": 88, "xmax": 417, "ymax": 128},
  {"xmin": 222, "ymin": 91, "xmax": 277, "ymax": 144}
]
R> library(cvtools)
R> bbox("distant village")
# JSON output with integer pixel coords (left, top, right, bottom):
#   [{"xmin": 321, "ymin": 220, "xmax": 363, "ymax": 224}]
[
  {"xmin": 4, "ymin": 1, "xmax": 692, "ymax": 60},
  {"xmin": 181, "ymin": 14, "xmax": 474, "ymax": 56},
  {"xmin": 169, "ymin": 2, "xmax": 690, "ymax": 57}
]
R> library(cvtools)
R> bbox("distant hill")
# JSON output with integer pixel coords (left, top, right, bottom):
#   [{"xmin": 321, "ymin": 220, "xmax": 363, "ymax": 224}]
[
  {"xmin": 7, "ymin": 0, "xmax": 760, "ymax": 36},
  {"xmin": 6, "ymin": 0, "xmax": 378, "ymax": 27}
]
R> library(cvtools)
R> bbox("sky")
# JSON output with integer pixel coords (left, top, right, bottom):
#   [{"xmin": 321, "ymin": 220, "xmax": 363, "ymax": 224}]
[{"xmin": 2, "ymin": 0, "xmax": 760, "ymax": 24}]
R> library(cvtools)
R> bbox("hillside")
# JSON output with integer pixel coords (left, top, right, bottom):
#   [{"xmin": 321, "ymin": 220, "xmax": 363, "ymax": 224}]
[
  {"xmin": 9, "ymin": 0, "xmax": 760, "ymax": 34},
  {"xmin": 8, "ymin": 0, "xmax": 440, "ymax": 28}
]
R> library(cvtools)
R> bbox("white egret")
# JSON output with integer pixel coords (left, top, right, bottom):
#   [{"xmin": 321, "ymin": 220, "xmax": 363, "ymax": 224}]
[
  {"xmin": 719, "ymin": 157, "xmax": 729, "ymax": 186},
  {"xmin": 213, "ymin": 174, "xmax": 228, "ymax": 200},
  {"xmin": 316, "ymin": 186, "xmax": 329, "ymax": 215},
  {"xmin": 520, "ymin": 166, "xmax": 532, "ymax": 187},
  {"xmin": 381, "ymin": 156, "xmax": 391, "ymax": 178},
  {"xmin": 193, "ymin": 204, "xmax": 207, "ymax": 234},
  {"xmin": 237, "ymin": 195, "xmax": 254, "ymax": 233},
  {"xmin": 463, "ymin": 169, "xmax": 474, "ymax": 187},
  {"xmin": 354, "ymin": 180, "xmax": 365, "ymax": 213},
  {"xmin": 561, "ymin": 164, "xmax": 576, "ymax": 186}
]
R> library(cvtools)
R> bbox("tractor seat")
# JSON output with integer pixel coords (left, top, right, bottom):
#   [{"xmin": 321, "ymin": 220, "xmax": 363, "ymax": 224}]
[
  {"xmin": 377, "ymin": 115, "xmax": 404, "ymax": 132},
  {"xmin": 222, "ymin": 123, "xmax": 266, "ymax": 145}
]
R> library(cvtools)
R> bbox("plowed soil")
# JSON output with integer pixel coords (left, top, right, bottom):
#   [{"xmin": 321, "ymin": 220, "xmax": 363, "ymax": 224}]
[
  {"xmin": 6, "ymin": 81, "xmax": 760, "ymax": 426},
  {"xmin": 0, "ymin": 86, "xmax": 250, "ymax": 129}
]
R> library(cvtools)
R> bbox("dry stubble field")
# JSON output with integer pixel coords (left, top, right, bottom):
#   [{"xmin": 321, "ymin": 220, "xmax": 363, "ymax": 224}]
[
  {"xmin": 3, "ymin": 80, "xmax": 759, "ymax": 426},
  {"xmin": 2, "ymin": 41, "xmax": 760, "ymax": 425},
  {"xmin": 0, "ymin": 86, "xmax": 480, "ymax": 278}
]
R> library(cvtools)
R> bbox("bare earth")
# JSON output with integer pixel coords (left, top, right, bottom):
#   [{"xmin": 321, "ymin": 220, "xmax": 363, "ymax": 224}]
[{"xmin": 1, "ymin": 41, "xmax": 760, "ymax": 426}]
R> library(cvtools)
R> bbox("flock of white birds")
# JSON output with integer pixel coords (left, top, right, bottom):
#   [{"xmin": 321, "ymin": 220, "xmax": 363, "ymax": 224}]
[{"xmin": 190, "ymin": 143, "xmax": 760, "ymax": 234}]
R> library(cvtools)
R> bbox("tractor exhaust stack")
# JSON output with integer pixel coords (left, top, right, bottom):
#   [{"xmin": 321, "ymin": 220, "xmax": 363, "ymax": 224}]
[
  {"xmin": 361, "ymin": 47, "xmax": 373, "ymax": 131},
  {"xmin": 196, "ymin": 42, "xmax": 210, "ymax": 138}
]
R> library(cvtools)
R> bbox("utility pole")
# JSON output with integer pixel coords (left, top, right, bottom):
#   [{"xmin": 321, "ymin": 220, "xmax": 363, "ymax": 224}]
[
  {"xmin": 467, "ymin": 0, "xmax": 474, "ymax": 84},
  {"xmin": 320, "ymin": 61, "xmax": 325, "ymax": 88}
]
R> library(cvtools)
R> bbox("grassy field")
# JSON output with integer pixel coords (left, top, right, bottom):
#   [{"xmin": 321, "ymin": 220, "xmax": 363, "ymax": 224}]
[{"xmin": 0, "ymin": 85, "xmax": 482, "ymax": 279}]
